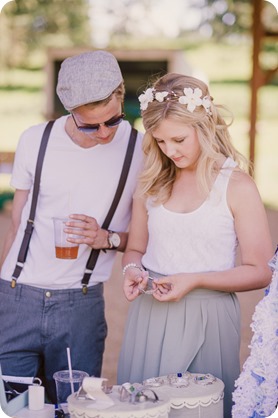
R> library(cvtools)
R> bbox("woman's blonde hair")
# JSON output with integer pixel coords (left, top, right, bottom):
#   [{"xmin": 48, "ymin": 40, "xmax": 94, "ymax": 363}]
[{"xmin": 138, "ymin": 73, "xmax": 250, "ymax": 203}]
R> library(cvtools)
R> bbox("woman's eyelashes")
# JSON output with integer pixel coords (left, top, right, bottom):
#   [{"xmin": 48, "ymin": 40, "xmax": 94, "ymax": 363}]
[{"xmin": 155, "ymin": 137, "xmax": 186, "ymax": 144}]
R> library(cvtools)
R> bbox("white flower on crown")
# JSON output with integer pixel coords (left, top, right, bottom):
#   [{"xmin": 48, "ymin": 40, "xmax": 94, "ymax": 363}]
[
  {"xmin": 178, "ymin": 87, "xmax": 203, "ymax": 112},
  {"xmin": 202, "ymin": 95, "xmax": 212, "ymax": 113},
  {"xmin": 138, "ymin": 88, "xmax": 154, "ymax": 111},
  {"xmin": 138, "ymin": 86, "xmax": 212, "ymax": 114},
  {"xmin": 178, "ymin": 87, "xmax": 212, "ymax": 114},
  {"xmin": 154, "ymin": 91, "xmax": 168, "ymax": 102}
]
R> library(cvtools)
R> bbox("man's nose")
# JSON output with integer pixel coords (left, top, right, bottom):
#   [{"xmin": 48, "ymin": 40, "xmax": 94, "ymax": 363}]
[{"xmin": 96, "ymin": 123, "xmax": 111, "ymax": 135}]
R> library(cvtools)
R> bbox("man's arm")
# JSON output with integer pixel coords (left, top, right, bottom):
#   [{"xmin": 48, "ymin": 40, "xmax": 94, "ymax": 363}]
[{"xmin": 0, "ymin": 189, "xmax": 29, "ymax": 268}]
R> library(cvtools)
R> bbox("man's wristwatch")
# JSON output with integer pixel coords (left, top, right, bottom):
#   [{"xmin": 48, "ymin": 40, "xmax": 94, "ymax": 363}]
[{"xmin": 107, "ymin": 230, "xmax": 121, "ymax": 249}]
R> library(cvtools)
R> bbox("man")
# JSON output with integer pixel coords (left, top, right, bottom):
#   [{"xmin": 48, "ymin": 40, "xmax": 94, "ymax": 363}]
[{"xmin": 0, "ymin": 50, "xmax": 143, "ymax": 402}]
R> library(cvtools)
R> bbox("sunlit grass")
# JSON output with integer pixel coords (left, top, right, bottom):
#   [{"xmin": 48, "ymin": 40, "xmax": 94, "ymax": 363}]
[
  {"xmin": 0, "ymin": 84, "xmax": 45, "ymax": 152},
  {"xmin": 0, "ymin": 67, "xmax": 45, "ymax": 88},
  {"xmin": 185, "ymin": 41, "xmax": 252, "ymax": 82}
]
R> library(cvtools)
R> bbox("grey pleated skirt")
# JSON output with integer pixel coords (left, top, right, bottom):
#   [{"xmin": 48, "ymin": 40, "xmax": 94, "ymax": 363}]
[{"xmin": 117, "ymin": 285, "xmax": 241, "ymax": 418}]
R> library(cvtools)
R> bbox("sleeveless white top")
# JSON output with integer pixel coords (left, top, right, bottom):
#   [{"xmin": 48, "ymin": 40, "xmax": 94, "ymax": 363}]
[{"xmin": 141, "ymin": 157, "xmax": 238, "ymax": 275}]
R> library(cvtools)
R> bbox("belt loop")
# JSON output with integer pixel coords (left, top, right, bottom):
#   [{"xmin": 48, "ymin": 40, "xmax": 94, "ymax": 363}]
[
  {"xmin": 15, "ymin": 284, "xmax": 22, "ymax": 301},
  {"xmin": 69, "ymin": 289, "xmax": 75, "ymax": 306}
]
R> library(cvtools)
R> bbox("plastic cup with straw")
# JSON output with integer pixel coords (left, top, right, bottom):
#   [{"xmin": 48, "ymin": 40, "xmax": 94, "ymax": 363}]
[{"xmin": 53, "ymin": 349, "xmax": 89, "ymax": 415}]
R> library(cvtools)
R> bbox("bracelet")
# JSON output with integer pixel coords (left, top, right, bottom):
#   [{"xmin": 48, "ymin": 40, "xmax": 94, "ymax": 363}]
[{"xmin": 122, "ymin": 263, "xmax": 144, "ymax": 277}]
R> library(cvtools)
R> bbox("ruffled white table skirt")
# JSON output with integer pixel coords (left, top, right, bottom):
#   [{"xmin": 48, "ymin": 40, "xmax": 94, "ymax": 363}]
[{"xmin": 150, "ymin": 373, "xmax": 224, "ymax": 418}]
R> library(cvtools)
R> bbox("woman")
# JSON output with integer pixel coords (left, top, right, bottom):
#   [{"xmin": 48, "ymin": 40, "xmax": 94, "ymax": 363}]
[{"xmin": 117, "ymin": 73, "xmax": 273, "ymax": 418}]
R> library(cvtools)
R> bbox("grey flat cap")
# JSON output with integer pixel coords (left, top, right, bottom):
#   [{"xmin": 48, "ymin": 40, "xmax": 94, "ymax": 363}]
[{"xmin": 56, "ymin": 50, "xmax": 123, "ymax": 111}]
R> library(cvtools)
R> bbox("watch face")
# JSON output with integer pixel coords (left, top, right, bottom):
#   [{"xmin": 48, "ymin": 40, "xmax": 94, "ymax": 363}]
[{"xmin": 109, "ymin": 232, "xmax": 121, "ymax": 248}]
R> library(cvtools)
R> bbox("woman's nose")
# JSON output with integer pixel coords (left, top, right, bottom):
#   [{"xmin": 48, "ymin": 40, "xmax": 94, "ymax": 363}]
[{"xmin": 164, "ymin": 143, "xmax": 177, "ymax": 157}]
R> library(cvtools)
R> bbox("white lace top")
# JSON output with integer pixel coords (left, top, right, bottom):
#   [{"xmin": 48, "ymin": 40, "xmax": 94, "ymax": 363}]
[{"xmin": 141, "ymin": 157, "xmax": 238, "ymax": 275}]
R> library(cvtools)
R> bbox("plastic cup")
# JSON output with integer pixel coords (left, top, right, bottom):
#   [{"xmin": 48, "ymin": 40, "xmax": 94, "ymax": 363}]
[
  {"xmin": 52, "ymin": 217, "xmax": 79, "ymax": 259},
  {"xmin": 53, "ymin": 370, "xmax": 89, "ymax": 409}
]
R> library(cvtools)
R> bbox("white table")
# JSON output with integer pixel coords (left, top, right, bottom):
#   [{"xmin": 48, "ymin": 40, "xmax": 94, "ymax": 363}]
[
  {"xmin": 13, "ymin": 404, "xmax": 55, "ymax": 418},
  {"xmin": 67, "ymin": 373, "xmax": 224, "ymax": 418},
  {"xmin": 68, "ymin": 387, "xmax": 171, "ymax": 418},
  {"xmin": 150, "ymin": 373, "xmax": 224, "ymax": 418}
]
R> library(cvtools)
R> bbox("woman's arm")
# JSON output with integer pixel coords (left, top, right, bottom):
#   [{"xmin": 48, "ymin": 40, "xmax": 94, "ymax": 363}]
[
  {"xmin": 122, "ymin": 196, "xmax": 149, "ymax": 301},
  {"xmin": 153, "ymin": 170, "xmax": 273, "ymax": 302}
]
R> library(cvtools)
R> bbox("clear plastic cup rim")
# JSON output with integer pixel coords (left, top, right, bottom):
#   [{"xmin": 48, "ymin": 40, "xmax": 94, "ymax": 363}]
[{"xmin": 53, "ymin": 370, "xmax": 89, "ymax": 383}]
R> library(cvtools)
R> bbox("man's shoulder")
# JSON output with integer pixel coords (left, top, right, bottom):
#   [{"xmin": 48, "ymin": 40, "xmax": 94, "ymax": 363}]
[
  {"xmin": 129, "ymin": 125, "xmax": 144, "ymax": 146},
  {"xmin": 135, "ymin": 129, "xmax": 144, "ymax": 140},
  {"xmin": 22, "ymin": 121, "xmax": 49, "ymax": 136},
  {"xmin": 18, "ymin": 116, "xmax": 66, "ymax": 144},
  {"xmin": 23, "ymin": 115, "xmax": 65, "ymax": 132},
  {"xmin": 118, "ymin": 121, "xmax": 144, "ymax": 149}
]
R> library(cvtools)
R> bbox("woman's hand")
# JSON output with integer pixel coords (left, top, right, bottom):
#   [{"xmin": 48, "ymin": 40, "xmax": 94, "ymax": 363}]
[
  {"xmin": 123, "ymin": 267, "xmax": 149, "ymax": 301},
  {"xmin": 153, "ymin": 273, "xmax": 197, "ymax": 302}
]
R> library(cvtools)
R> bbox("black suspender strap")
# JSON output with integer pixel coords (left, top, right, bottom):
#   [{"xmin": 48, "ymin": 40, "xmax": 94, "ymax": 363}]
[
  {"xmin": 81, "ymin": 127, "xmax": 138, "ymax": 294},
  {"xmin": 11, "ymin": 120, "xmax": 55, "ymax": 288},
  {"xmin": 10, "ymin": 123, "xmax": 137, "ymax": 293}
]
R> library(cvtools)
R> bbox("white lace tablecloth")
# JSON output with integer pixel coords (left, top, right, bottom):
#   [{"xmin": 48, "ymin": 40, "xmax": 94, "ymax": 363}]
[
  {"xmin": 68, "ymin": 388, "xmax": 171, "ymax": 418},
  {"xmin": 154, "ymin": 373, "xmax": 224, "ymax": 418}
]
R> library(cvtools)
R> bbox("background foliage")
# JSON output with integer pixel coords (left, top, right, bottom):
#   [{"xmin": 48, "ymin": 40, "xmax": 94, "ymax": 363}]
[{"xmin": 0, "ymin": 0, "xmax": 277, "ymax": 209}]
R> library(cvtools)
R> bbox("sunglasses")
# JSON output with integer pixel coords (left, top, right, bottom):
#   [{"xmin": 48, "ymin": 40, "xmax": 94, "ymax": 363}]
[{"xmin": 71, "ymin": 112, "xmax": 125, "ymax": 134}]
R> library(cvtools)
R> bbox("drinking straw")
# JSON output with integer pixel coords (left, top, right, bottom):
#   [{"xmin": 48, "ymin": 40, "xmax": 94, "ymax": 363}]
[{"xmin": 67, "ymin": 347, "xmax": 74, "ymax": 394}]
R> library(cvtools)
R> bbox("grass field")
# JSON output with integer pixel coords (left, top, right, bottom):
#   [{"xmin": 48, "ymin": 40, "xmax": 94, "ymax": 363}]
[{"xmin": 0, "ymin": 41, "xmax": 277, "ymax": 208}]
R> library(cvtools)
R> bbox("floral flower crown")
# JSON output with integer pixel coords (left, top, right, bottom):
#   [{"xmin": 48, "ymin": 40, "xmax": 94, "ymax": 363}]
[{"xmin": 138, "ymin": 87, "xmax": 212, "ymax": 114}]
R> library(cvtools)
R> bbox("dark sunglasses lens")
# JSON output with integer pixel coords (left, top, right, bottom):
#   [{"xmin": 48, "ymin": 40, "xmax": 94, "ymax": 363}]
[
  {"xmin": 79, "ymin": 126, "xmax": 99, "ymax": 133},
  {"xmin": 106, "ymin": 115, "xmax": 124, "ymax": 127},
  {"xmin": 75, "ymin": 114, "xmax": 125, "ymax": 133}
]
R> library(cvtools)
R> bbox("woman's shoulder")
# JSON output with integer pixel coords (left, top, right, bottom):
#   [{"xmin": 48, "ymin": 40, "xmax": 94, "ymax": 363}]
[
  {"xmin": 230, "ymin": 167, "xmax": 256, "ymax": 189},
  {"xmin": 228, "ymin": 168, "xmax": 263, "ymax": 213}
]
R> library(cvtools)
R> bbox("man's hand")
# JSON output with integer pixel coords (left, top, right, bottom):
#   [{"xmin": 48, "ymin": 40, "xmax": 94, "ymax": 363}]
[{"xmin": 64, "ymin": 214, "xmax": 108, "ymax": 249}]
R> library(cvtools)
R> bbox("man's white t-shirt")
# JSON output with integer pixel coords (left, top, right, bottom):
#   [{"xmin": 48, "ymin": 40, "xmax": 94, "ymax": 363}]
[{"xmin": 1, "ymin": 116, "xmax": 144, "ymax": 289}]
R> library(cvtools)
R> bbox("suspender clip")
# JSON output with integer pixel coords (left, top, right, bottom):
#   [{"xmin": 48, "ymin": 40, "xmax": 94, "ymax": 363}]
[{"xmin": 11, "ymin": 278, "xmax": 17, "ymax": 288}]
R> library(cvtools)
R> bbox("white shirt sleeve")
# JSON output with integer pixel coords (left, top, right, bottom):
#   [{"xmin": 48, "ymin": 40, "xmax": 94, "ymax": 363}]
[{"xmin": 10, "ymin": 123, "xmax": 47, "ymax": 190}]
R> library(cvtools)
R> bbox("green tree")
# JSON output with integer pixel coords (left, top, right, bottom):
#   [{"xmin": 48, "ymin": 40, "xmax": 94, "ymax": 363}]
[
  {"xmin": 1, "ymin": 0, "xmax": 91, "ymax": 67},
  {"xmin": 195, "ymin": 0, "xmax": 277, "ymax": 40}
]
